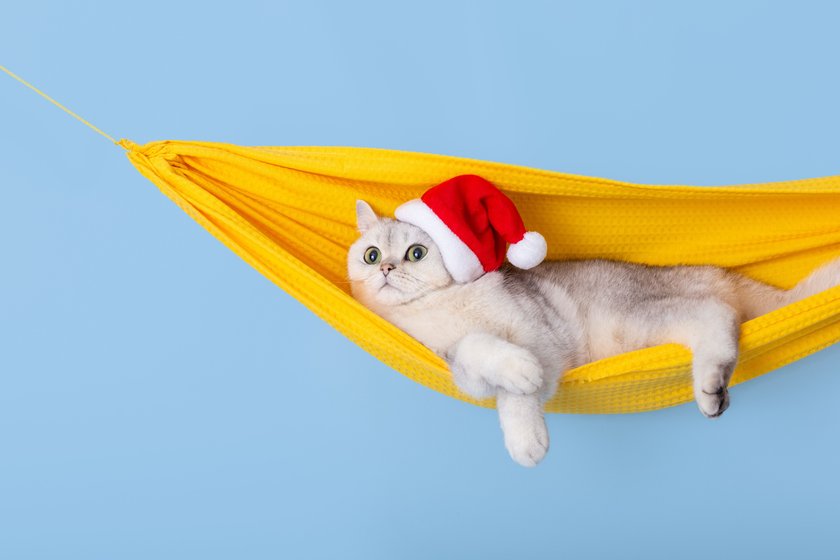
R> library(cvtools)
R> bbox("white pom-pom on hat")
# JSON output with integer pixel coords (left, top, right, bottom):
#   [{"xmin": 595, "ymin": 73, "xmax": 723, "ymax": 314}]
[{"xmin": 506, "ymin": 231, "xmax": 548, "ymax": 269}]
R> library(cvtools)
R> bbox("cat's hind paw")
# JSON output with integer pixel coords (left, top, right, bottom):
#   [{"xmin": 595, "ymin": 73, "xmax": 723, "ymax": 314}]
[{"xmin": 695, "ymin": 385, "xmax": 730, "ymax": 418}]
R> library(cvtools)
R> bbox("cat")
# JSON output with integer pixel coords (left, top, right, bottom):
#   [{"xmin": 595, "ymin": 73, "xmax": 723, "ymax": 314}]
[{"xmin": 347, "ymin": 199, "xmax": 840, "ymax": 467}]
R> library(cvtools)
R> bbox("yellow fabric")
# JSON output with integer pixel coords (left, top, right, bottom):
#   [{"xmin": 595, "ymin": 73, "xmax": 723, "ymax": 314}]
[{"xmin": 122, "ymin": 139, "xmax": 840, "ymax": 414}]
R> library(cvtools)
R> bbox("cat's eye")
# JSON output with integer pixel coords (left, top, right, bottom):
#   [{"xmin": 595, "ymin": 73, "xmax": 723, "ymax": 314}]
[
  {"xmin": 364, "ymin": 246, "xmax": 381, "ymax": 265},
  {"xmin": 406, "ymin": 244, "xmax": 428, "ymax": 262}
]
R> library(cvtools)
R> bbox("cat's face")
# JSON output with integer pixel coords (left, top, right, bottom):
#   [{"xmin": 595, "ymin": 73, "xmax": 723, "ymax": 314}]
[{"xmin": 347, "ymin": 200, "xmax": 453, "ymax": 307}]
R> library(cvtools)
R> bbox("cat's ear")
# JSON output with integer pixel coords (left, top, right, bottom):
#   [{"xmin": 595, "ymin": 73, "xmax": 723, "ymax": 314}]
[{"xmin": 355, "ymin": 200, "xmax": 379, "ymax": 232}]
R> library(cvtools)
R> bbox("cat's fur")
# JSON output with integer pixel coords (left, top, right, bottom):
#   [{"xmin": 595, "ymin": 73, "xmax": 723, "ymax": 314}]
[{"xmin": 347, "ymin": 200, "xmax": 840, "ymax": 467}]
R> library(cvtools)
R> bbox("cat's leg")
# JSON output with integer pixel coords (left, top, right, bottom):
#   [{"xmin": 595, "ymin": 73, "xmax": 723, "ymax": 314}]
[
  {"xmin": 446, "ymin": 333, "xmax": 544, "ymax": 399},
  {"xmin": 448, "ymin": 333, "xmax": 551, "ymax": 466},
  {"xmin": 689, "ymin": 314, "xmax": 739, "ymax": 419},
  {"xmin": 644, "ymin": 298, "xmax": 740, "ymax": 418},
  {"xmin": 497, "ymin": 391, "xmax": 549, "ymax": 467}
]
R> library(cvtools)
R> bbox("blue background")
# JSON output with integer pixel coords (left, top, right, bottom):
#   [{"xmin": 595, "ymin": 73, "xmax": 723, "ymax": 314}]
[{"xmin": 2, "ymin": 1, "xmax": 839, "ymax": 558}]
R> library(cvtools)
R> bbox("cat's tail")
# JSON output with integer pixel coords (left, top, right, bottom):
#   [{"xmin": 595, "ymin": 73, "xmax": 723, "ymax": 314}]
[{"xmin": 735, "ymin": 257, "xmax": 840, "ymax": 321}]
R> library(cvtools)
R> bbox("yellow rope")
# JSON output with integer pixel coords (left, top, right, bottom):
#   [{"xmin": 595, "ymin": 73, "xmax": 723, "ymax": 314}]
[{"xmin": 0, "ymin": 64, "xmax": 119, "ymax": 145}]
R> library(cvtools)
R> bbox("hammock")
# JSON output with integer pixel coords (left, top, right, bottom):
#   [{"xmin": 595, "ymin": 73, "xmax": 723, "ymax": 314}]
[
  {"xmin": 121, "ymin": 138, "xmax": 840, "ymax": 414},
  {"xmin": 4, "ymin": 65, "xmax": 840, "ymax": 414}
]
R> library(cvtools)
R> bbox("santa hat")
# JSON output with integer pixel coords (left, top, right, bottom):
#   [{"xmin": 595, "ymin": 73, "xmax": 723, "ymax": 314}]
[{"xmin": 394, "ymin": 174, "xmax": 547, "ymax": 283}]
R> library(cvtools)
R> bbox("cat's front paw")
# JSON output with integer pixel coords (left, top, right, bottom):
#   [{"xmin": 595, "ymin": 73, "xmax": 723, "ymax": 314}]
[
  {"xmin": 695, "ymin": 384, "xmax": 730, "ymax": 418},
  {"xmin": 450, "ymin": 348, "xmax": 542, "ymax": 398},
  {"xmin": 502, "ymin": 414, "xmax": 550, "ymax": 467},
  {"xmin": 496, "ymin": 351, "xmax": 543, "ymax": 395},
  {"xmin": 450, "ymin": 362, "xmax": 495, "ymax": 399}
]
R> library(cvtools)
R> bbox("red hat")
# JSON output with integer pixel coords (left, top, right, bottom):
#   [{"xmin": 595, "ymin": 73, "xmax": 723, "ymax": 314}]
[{"xmin": 394, "ymin": 175, "xmax": 547, "ymax": 283}]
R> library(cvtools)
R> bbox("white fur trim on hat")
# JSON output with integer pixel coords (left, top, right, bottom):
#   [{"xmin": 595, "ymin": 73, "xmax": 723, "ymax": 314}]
[
  {"xmin": 394, "ymin": 199, "xmax": 485, "ymax": 283},
  {"xmin": 506, "ymin": 231, "xmax": 547, "ymax": 269}
]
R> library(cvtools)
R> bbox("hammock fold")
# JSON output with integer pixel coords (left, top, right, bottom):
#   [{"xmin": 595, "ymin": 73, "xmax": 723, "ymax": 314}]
[{"xmin": 122, "ymin": 139, "xmax": 840, "ymax": 414}]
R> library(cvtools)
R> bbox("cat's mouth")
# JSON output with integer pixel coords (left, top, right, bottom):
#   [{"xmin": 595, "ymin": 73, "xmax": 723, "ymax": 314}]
[{"xmin": 379, "ymin": 276, "xmax": 400, "ymax": 291}]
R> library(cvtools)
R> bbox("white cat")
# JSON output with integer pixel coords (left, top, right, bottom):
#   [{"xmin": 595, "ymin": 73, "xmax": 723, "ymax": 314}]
[{"xmin": 347, "ymin": 200, "xmax": 840, "ymax": 467}]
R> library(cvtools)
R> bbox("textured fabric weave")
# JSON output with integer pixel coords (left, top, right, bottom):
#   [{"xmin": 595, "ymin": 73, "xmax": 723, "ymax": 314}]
[{"xmin": 122, "ymin": 139, "xmax": 840, "ymax": 414}]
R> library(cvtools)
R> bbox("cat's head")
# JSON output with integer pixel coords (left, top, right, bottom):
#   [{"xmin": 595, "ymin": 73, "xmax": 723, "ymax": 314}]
[{"xmin": 347, "ymin": 200, "xmax": 453, "ymax": 308}]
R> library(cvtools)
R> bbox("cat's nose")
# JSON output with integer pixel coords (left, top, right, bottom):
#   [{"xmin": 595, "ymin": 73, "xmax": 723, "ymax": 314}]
[{"xmin": 380, "ymin": 263, "xmax": 396, "ymax": 276}]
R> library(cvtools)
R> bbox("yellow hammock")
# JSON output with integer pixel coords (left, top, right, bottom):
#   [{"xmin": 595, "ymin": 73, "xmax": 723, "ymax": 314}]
[
  {"xmin": 4, "ymin": 66, "xmax": 840, "ymax": 415},
  {"xmin": 121, "ymin": 138, "xmax": 840, "ymax": 414}
]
